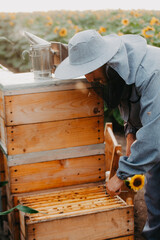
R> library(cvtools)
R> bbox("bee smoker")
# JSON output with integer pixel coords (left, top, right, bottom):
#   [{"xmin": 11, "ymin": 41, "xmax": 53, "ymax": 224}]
[{"xmin": 23, "ymin": 31, "xmax": 68, "ymax": 80}]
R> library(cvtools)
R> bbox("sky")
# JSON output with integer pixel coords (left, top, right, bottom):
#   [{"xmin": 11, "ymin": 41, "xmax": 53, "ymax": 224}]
[{"xmin": 1, "ymin": 0, "xmax": 160, "ymax": 12}]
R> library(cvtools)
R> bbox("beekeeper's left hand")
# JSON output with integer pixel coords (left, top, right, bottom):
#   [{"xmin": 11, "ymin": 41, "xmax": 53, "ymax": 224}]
[{"xmin": 106, "ymin": 173, "xmax": 124, "ymax": 196}]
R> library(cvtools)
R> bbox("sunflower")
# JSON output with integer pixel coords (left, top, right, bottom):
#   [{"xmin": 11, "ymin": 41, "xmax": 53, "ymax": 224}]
[
  {"xmin": 150, "ymin": 17, "xmax": 160, "ymax": 26},
  {"xmin": 74, "ymin": 25, "xmax": 81, "ymax": 33},
  {"xmin": 53, "ymin": 26, "xmax": 59, "ymax": 34},
  {"xmin": 46, "ymin": 20, "xmax": 53, "ymax": 26},
  {"xmin": 130, "ymin": 11, "xmax": 141, "ymax": 18},
  {"xmin": 59, "ymin": 28, "xmax": 67, "ymax": 37},
  {"xmin": 98, "ymin": 26, "xmax": 107, "ymax": 34},
  {"xmin": 142, "ymin": 26, "xmax": 155, "ymax": 38},
  {"xmin": 125, "ymin": 175, "xmax": 145, "ymax": 192},
  {"xmin": 121, "ymin": 19, "xmax": 129, "ymax": 26},
  {"xmin": 46, "ymin": 16, "xmax": 52, "ymax": 21}
]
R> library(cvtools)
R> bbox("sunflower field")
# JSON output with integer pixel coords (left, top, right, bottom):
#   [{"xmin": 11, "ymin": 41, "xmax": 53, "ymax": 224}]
[{"xmin": 0, "ymin": 9, "xmax": 160, "ymax": 72}]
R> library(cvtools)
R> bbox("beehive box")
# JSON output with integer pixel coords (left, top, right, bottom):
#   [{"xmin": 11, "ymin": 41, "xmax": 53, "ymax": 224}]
[
  {"xmin": 0, "ymin": 72, "xmax": 105, "ymax": 195},
  {"xmin": 17, "ymin": 183, "xmax": 134, "ymax": 240},
  {"xmin": 0, "ymin": 73, "xmax": 104, "ymax": 155},
  {"xmin": 0, "ymin": 72, "xmax": 134, "ymax": 240}
]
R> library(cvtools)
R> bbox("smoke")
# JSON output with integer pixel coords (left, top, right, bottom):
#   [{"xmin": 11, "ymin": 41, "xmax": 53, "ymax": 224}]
[{"xmin": 75, "ymin": 80, "xmax": 90, "ymax": 94}]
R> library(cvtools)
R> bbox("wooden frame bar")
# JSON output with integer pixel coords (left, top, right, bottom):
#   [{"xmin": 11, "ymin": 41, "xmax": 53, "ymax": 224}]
[{"xmin": 7, "ymin": 143, "xmax": 105, "ymax": 166}]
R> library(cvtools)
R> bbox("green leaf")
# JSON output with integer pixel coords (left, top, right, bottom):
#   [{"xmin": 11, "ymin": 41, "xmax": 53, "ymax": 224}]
[
  {"xmin": 0, "ymin": 204, "xmax": 39, "ymax": 215},
  {"xmin": 16, "ymin": 205, "xmax": 39, "ymax": 214},
  {"xmin": 124, "ymin": 180, "xmax": 131, "ymax": 189},
  {"xmin": 112, "ymin": 108, "xmax": 124, "ymax": 126},
  {"xmin": 0, "ymin": 206, "xmax": 17, "ymax": 215}
]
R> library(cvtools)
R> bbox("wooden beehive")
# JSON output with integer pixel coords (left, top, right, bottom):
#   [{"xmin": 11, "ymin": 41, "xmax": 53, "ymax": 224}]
[
  {"xmin": 18, "ymin": 184, "xmax": 134, "ymax": 240},
  {"xmin": 0, "ymin": 72, "xmax": 134, "ymax": 240},
  {"xmin": 0, "ymin": 75, "xmax": 103, "ymax": 155},
  {"xmin": 0, "ymin": 73, "xmax": 105, "ymax": 197}
]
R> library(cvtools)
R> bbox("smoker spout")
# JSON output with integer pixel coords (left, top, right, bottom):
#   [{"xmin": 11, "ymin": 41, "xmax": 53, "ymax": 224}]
[{"xmin": 24, "ymin": 31, "xmax": 50, "ymax": 45}]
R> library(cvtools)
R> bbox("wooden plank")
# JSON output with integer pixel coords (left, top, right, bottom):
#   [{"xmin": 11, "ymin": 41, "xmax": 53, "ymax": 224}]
[
  {"xmin": 7, "ymin": 143, "xmax": 105, "ymax": 166},
  {"xmin": 7, "ymin": 204, "xmax": 14, "ymax": 234},
  {"xmin": 20, "ymin": 231, "xmax": 25, "ymax": 240},
  {"xmin": 9, "ymin": 154, "xmax": 105, "ymax": 193},
  {"xmin": 105, "ymin": 123, "xmax": 115, "ymax": 171},
  {"xmin": 7, "ymin": 203, "xmax": 20, "ymax": 240},
  {"xmin": 5, "ymin": 88, "xmax": 103, "ymax": 126},
  {"xmin": 7, "ymin": 116, "xmax": 104, "ymax": 155},
  {"xmin": 109, "ymin": 145, "xmax": 122, "ymax": 179},
  {"xmin": 19, "ymin": 211, "xmax": 26, "ymax": 239},
  {"xmin": 5, "ymin": 196, "xmax": 21, "ymax": 240},
  {"xmin": 104, "ymin": 122, "xmax": 122, "ymax": 178},
  {"xmin": 23, "ymin": 207, "xmax": 134, "ymax": 240},
  {"xmin": 105, "ymin": 124, "xmax": 135, "ymax": 202}
]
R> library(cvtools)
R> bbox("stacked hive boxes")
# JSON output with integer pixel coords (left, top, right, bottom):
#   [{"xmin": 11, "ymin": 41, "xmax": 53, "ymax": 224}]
[{"xmin": 0, "ymin": 72, "xmax": 134, "ymax": 240}]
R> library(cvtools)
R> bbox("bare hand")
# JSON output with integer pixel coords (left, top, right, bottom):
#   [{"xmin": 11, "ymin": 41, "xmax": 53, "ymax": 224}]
[{"xmin": 106, "ymin": 174, "xmax": 124, "ymax": 196}]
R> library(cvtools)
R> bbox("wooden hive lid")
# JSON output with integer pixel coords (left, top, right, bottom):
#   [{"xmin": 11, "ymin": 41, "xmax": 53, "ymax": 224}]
[{"xmin": 0, "ymin": 72, "xmax": 90, "ymax": 96}]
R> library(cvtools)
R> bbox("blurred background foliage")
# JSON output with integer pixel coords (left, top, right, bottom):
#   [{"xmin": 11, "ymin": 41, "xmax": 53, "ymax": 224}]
[
  {"xmin": 0, "ymin": 9, "xmax": 160, "ymax": 128},
  {"xmin": 0, "ymin": 9, "xmax": 160, "ymax": 72}
]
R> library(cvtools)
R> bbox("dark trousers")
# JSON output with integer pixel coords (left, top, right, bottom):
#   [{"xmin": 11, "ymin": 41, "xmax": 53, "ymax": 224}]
[{"xmin": 142, "ymin": 162, "xmax": 160, "ymax": 240}]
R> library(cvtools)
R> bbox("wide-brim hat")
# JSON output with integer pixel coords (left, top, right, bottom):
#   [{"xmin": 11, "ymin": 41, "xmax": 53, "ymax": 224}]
[{"xmin": 55, "ymin": 29, "xmax": 122, "ymax": 80}]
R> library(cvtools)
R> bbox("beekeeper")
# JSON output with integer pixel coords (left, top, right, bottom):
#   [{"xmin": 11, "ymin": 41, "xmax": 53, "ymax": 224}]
[{"xmin": 55, "ymin": 29, "xmax": 160, "ymax": 240}]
